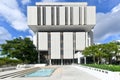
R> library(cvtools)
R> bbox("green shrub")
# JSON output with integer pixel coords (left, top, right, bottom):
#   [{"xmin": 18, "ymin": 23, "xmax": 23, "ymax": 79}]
[
  {"xmin": 83, "ymin": 64, "xmax": 120, "ymax": 72},
  {"xmin": 0, "ymin": 60, "xmax": 6, "ymax": 66},
  {"xmin": 0, "ymin": 58, "xmax": 22, "ymax": 67}
]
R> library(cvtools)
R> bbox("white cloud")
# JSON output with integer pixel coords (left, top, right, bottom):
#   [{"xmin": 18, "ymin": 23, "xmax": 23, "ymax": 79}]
[
  {"xmin": 0, "ymin": 27, "xmax": 12, "ymax": 44},
  {"xmin": 0, "ymin": 0, "xmax": 29, "ymax": 31},
  {"xmin": 21, "ymin": 0, "xmax": 31, "ymax": 5},
  {"xmin": 29, "ymin": 29, "xmax": 34, "ymax": 36},
  {"xmin": 94, "ymin": 3, "xmax": 120, "ymax": 43},
  {"xmin": 112, "ymin": 3, "xmax": 120, "ymax": 13},
  {"xmin": 26, "ymin": 35, "xmax": 33, "ymax": 41}
]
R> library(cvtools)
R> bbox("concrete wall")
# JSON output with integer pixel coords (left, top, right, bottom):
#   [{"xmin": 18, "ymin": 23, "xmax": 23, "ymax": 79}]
[
  {"xmin": 80, "ymin": 7, "xmax": 84, "ymax": 25},
  {"xmin": 28, "ymin": 5, "xmax": 96, "ymax": 26},
  {"xmin": 59, "ymin": 7, "xmax": 65, "ymax": 25},
  {"xmin": 27, "ymin": 6, "xmax": 37, "ymax": 25},
  {"xmin": 63, "ymin": 32, "xmax": 73, "ymax": 59},
  {"xmin": 54, "ymin": 7, "xmax": 57, "ymax": 25},
  {"xmin": 85, "ymin": 32, "xmax": 89, "ymax": 47},
  {"xmin": 85, "ymin": 6, "xmax": 96, "ymax": 25},
  {"xmin": 38, "ymin": 32, "xmax": 48, "ymax": 50},
  {"xmin": 88, "ymin": 31, "xmax": 93, "ymax": 45},
  {"xmin": 51, "ymin": 32, "xmax": 61, "ymax": 59},
  {"xmin": 76, "ymin": 32, "xmax": 86, "ymax": 50},
  {"xmin": 73, "ymin": 7, "xmax": 79, "ymax": 25},
  {"xmin": 46, "ymin": 7, "xmax": 52, "ymax": 25},
  {"xmin": 33, "ymin": 33, "xmax": 37, "ymax": 47},
  {"xmin": 33, "ymin": 31, "xmax": 91, "ymax": 58}
]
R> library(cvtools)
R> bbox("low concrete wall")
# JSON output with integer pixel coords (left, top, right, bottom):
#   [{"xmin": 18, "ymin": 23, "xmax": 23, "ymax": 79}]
[
  {"xmin": 74, "ymin": 65, "xmax": 120, "ymax": 80},
  {"xmin": 16, "ymin": 64, "xmax": 46, "ymax": 69},
  {"xmin": 34, "ymin": 64, "xmax": 46, "ymax": 67},
  {"xmin": 0, "ymin": 67, "xmax": 16, "ymax": 72}
]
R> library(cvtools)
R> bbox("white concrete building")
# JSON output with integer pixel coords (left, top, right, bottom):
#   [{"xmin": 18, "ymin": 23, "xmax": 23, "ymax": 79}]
[{"xmin": 27, "ymin": 2, "xmax": 96, "ymax": 65}]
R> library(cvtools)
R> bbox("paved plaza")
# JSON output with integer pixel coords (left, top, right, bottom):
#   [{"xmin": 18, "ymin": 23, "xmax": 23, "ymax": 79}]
[{"xmin": 2, "ymin": 65, "xmax": 100, "ymax": 80}]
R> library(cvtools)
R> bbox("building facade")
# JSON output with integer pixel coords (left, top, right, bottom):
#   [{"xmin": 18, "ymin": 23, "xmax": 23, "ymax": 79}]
[{"xmin": 27, "ymin": 2, "xmax": 96, "ymax": 65}]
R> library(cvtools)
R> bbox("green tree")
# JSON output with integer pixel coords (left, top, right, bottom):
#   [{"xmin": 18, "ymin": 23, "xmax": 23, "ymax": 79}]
[
  {"xmin": 83, "ymin": 45, "xmax": 106, "ymax": 64},
  {"xmin": 105, "ymin": 42, "xmax": 118, "ymax": 64},
  {"xmin": 1, "ymin": 37, "xmax": 38, "ymax": 63},
  {"xmin": 83, "ymin": 45, "xmax": 97, "ymax": 63},
  {"xmin": 0, "ymin": 58, "xmax": 22, "ymax": 66},
  {"xmin": 95, "ymin": 44, "xmax": 108, "ymax": 64},
  {"xmin": 83, "ymin": 42, "xmax": 118, "ymax": 64}
]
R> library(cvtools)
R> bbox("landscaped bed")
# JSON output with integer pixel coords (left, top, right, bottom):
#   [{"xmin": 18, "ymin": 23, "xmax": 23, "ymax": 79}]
[{"xmin": 83, "ymin": 64, "xmax": 120, "ymax": 72}]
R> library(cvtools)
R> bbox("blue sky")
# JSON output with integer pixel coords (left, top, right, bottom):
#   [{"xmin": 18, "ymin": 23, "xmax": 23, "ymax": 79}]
[{"xmin": 0, "ymin": 0, "xmax": 120, "ymax": 44}]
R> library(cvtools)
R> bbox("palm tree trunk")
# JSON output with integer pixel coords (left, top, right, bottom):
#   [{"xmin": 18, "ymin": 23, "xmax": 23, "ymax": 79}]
[
  {"xmin": 97, "ymin": 57, "xmax": 101, "ymax": 64},
  {"xmin": 93, "ymin": 56, "xmax": 96, "ymax": 63}
]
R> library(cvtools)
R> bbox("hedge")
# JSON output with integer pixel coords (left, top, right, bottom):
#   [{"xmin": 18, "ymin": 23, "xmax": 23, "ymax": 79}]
[
  {"xmin": 0, "ymin": 58, "xmax": 22, "ymax": 67},
  {"xmin": 83, "ymin": 64, "xmax": 120, "ymax": 72}
]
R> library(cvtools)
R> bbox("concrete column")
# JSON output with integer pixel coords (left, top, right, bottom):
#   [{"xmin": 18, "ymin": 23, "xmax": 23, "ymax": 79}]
[
  {"xmin": 38, "ymin": 51, "xmax": 40, "ymax": 63},
  {"xmin": 60, "ymin": 32, "xmax": 63, "ymax": 65},
  {"xmin": 78, "ymin": 52, "xmax": 80, "ymax": 64},
  {"xmin": 37, "ymin": 32, "xmax": 40, "ymax": 63},
  {"xmin": 84, "ymin": 57, "xmax": 86, "ymax": 64},
  {"xmin": 73, "ymin": 32, "xmax": 76, "ymax": 64},
  {"xmin": 49, "ymin": 59, "xmax": 51, "ymax": 65},
  {"xmin": 61, "ymin": 59, "xmax": 63, "ymax": 65},
  {"xmin": 89, "ymin": 30, "xmax": 94, "ymax": 45},
  {"xmin": 85, "ymin": 32, "xmax": 88, "ymax": 47},
  {"xmin": 48, "ymin": 32, "xmax": 51, "ymax": 65}
]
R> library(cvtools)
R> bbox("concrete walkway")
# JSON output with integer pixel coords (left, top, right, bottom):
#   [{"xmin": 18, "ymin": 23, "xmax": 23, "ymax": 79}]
[{"xmin": 3, "ymin": 65, "xmax": 100, "ymax": 80}]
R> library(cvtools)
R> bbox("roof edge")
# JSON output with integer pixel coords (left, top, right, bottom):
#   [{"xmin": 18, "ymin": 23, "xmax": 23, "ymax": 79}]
[{"xmin": 36, "ymin": 2, "xmax": 88, "ymax": 6}]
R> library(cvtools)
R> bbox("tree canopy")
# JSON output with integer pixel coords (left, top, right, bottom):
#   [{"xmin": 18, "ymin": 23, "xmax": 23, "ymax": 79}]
[
  {"xmin": 83, "ymin": 42, "xmax": 119, "ymax": 64},
  {"xmin": 1, "ymin": 37, "xmax": 38, "ymax": 64}
]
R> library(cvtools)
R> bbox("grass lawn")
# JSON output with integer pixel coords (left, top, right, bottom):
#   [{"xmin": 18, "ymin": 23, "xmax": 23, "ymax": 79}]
[{"xmin": 83, "ymin": 64, "xmax": 120, "ymax": 72}]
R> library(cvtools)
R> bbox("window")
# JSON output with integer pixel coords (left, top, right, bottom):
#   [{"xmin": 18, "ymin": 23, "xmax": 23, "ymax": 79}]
[
  {"xmin": 37, "ymin": 6, "xmax": 41, "ymax": 25},
  {"xmin": 70, "ymin": 7, "xmax": 73, "ymax": 25},
  {"xmin": 56, "ymin": 7, "xmax": 59, "ymax": 25},
  {"xmin": 43, "ymin": 7, "xmax": 46, "ymax": 25},
  {"xmin": 65, "ymin": 7, "xmax": 68, "ymax": 25},
  {"xmin": 51, "ymin": 7, "xmax": 54, "ymax": 25}
]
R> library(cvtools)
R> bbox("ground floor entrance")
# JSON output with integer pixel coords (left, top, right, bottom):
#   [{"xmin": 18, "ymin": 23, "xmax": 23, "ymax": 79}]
[
  {"xmin": 38, "ymin": 51, "xmax": 87, "ymax": 65},
  {"xmin": 51, "ymin": 59, "xmax": 78, "ymax": 65}
]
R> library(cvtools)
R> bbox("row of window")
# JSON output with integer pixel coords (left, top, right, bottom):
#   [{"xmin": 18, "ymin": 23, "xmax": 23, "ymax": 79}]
[{"xmin": 37, "ymin": 6, "xmax": 85, "ymax": 25}]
